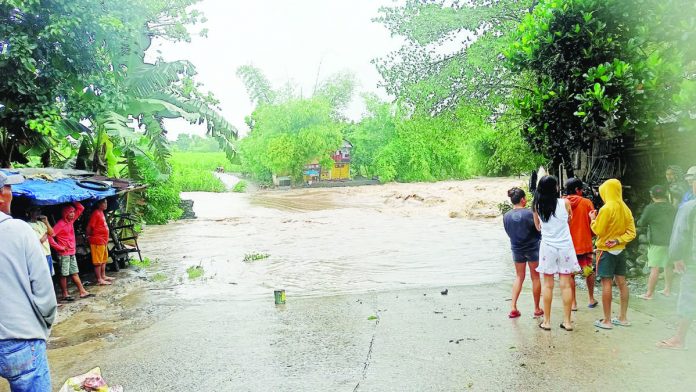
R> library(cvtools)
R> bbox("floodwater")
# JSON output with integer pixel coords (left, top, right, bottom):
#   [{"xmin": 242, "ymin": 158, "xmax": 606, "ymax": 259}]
[{"xmin": 140, "ymin": 176, "xmax": 516, "ymax": 301}]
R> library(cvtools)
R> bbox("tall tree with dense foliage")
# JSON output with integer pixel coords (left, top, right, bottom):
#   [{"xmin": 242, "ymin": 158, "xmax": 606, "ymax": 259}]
[
  {"xmin": 505, "ymin": 0, "xmax": 696, "ymax": 170},
  {"xmin": 374, "ymin": 0, "xmax": 534, "ymax": 114},
  {"xmin": 237, "ymin": 66, "xmax": 354, "ymax": 183}
]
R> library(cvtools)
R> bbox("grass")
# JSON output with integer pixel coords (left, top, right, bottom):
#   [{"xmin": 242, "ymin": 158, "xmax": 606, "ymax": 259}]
[
  {"xmin": 232, "ymin": 180, "xmax": 247, "ymax": 193},
  {"xmin": 170, "ymin": 152, "xmax": 235, "ymax": 192},
  {"xmin": 186, "ymin": 265, "xmax": 205, "ymax": 280},
  {"xmin": 151, "ymin": 272, "xmax": 168, "ymax": 282},
  {"xmin": 130, "ymin": 257, "xmax": 152, "ymax": 268},
  {"xmin": 243, "ymin": 252, "xmax": 270, "ymax": 262}
]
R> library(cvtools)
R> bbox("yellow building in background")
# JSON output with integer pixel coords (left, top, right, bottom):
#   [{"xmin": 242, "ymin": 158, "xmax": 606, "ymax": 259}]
[{"xmin": 303, "ymin": 140, "xmax": 352, "ymax": 183}]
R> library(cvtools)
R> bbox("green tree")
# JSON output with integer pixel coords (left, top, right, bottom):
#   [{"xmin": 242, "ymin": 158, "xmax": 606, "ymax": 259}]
[{"xmin": 505, "ymin": 0, "xmax": 695, "ymax": 169}]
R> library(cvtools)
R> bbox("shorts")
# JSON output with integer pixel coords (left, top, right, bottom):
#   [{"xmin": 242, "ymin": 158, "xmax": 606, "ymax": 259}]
[
  {"xmin": 536, "ymin": 242, "xmax": 580, "ymax": 275},
  {"xmin": 46, "ymin": 255, "xmax": 54, "ymax": 276},
  {"xmin": 596, "ymin": 251, "xmax": 626, "ymax": 278},
  {"xmin": 90, "ymin": 244, "xmax": 108, "ymax": 265},
  {"xmin": 58, "ymin": 255, "xmax": 79, "ymax": 277},
  {"xmin": 512, "ymin": 250, "xmax": 539, "ymax": 263},
  {"xmin": 647, "ymin": 245, "xmax": 669, "ymax": 268},
  {"xmin": 677, "ymin": 269, "xmax": 696, "ymax": 319}
]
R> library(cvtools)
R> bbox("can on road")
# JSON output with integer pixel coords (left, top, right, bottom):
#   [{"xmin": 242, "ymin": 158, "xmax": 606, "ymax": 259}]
[{"xmin": 274, "ymin": 289, "xmax": 286, "ymax": 305}]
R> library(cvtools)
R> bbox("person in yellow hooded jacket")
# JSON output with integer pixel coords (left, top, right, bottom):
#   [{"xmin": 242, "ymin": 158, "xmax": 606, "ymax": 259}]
[{"xmin": 590, "ymin": 179, "xmax": 636, "ymax": 329}]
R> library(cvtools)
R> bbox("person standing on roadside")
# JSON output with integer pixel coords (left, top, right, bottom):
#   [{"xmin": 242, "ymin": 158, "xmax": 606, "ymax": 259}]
[
  {"xmin": 27, "ymin": 206, "xmax": 55, "ymax": 276},
  {"xmin": 657, "ymin": 166, "xmax": 696, "ymax": 350},
  {"xmin": 637, "ymin": 185, "xmax": 677, "ymax": 300},
  {"xmin": 86, "ymin": 199, "xmax": 114, "ymax": 285},
  {"xmin": 503, "ymin": 187, "xmax": 543, "ymax": 319},
  {"xmin": 591, "ymin": 179, "xmax": 636, "ymax": 330},
  {"xmin": 564, "ymin": 178, "xmax": 599, "ymax": 310},
  {"xmin": 533, "ymin": 175, "xmax": 580, "ymax": 332},
  {"xmin": 0, "ymin": 171, "xmax": 57, "ymax": 392},
  {"xmin": 666, "ymin": 165, "xmax": 690, "ymax": 208},
  {"xmin": 49, "ymin": 201, "xmax": 91, "ymax": 301}
]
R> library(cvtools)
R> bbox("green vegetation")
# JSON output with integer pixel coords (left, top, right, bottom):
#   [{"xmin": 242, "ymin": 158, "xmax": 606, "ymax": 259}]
[
  {"xmin": 130, "ymin": 257, "xmax": 153, "ymax": 269},
  {"xmin": 1, "ymin": 1, "xmax": 238, "ymax": 224},
  {"xmin": 232, "ymin": 180, "xmax": 247, "ymax": 193},
  {"xmin": 237, "ymin": 66, "xmax": 353, "ymax": 184},
  {"xmin": 170, "ymin": 152, "xmax": 233, "ymax": 192},
  {"xmin": 151, "ymin": 272, "xmax": 168, "ymax": 282},
  {"xmin": 506, "ymin": 0, "xmax": 696, "ymax": 167},
  {"xmin": 186, "ymin": 265, "xmax": 205, "ymax": 280},
  {"xmin": 243, "ymin": 252, "xmax": 270, "ymax": 262}
]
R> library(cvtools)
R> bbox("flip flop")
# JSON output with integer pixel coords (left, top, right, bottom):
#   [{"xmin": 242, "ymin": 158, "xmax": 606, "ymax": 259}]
[
  {"xmin": 637, "ymin": 294, "xmax": 653, "ymax": 300},
  {"xmin": 538, "ymin": 322, "xmax": 551, "ymax": 331},
  {"xmin": 533, "ymin": 309, "xmax": 544, "ymax": 318},
  {"xmin": 656, "ymin": 340, "xmax": 686, "ymax": 351},
  {"xmin": 594, "ymin": 319, "xmax": 613, "ymax": 330},
  {"xmin": 588, "ymin": 301, "xmax": 599, "ymax": 308},
  {"xmin": 79, "ymin": 293, "xmax": 94, "ymax": 299},
  {"xmin": 560, "ymin": 323, "xmax": 574, "ymax": 331},
  {"xmin": 611, "ymin": 317, "xmax": 631, "ymax": 327},
  {"xmin": 571, "ymin": 307, "xmax": 578, "ymax": 312},
  {"xmin": 61, "ymin": 296, "xmax": 75, "ymax": 302},
  {"xmin": 508, "ymin": 310, "xmax": 521, "ymax": 319}
]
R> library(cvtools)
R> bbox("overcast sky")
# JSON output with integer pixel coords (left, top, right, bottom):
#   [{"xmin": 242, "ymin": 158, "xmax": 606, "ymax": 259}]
[{"xmin": 154, "ymin": 0, "xmax": 401, "ymax": 139}]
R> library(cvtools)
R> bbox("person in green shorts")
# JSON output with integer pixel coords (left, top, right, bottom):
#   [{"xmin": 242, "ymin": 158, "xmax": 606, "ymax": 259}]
[{"xmin": 638, "ymin": 185, "xmax": 677, "ymax": 299}]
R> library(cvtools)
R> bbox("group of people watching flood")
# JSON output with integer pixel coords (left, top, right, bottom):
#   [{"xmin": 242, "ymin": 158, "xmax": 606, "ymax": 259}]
[
  {"xmin": 504, "ymin": 165, "xmax": 696, "ymax": 350},
  {"xmin": 0, "ymin": 171, "xmax": 114, "ymax": 390}
]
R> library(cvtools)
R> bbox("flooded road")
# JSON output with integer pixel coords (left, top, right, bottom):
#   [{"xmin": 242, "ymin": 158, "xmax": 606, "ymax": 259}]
[{"xmin": 140, "ymin": 178, "xmax": 518, "ymax": 301}]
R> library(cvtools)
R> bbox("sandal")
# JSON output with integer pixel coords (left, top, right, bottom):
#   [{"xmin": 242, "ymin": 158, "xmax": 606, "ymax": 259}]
[
  {"xmin": 533, "ymin": 309, "xmax": 544, "ymax": 318},
  {"xmin": 79, "ymin": 293, "xmax": 94, "ymax": 299},
  {"xmin": 594, "ymin": 319, "xmax": 613, "ymax": 330},
  {"xmin": 61, "ymin": 296, "xmax": 75, "ymax": 302},
  {"xmin": 656, "ymin": 340, "xmax": 686, "ymax": 351},
  {"xmin": 588, "ymin": 301, "xmax": 599, "ymax": 308},
  {"xmin": 538, "ymin": 322, "xmax": 551, "ymax": 331},
  {"xmin": 611, "ymin": 317, "xmax": 631, "ymax": 327},
  {"xmin": 508, "ymin": 310, "xmax": 521, "ymax": 319},
  {"xmin": 560, "ymin": 322, "xmax": 573, "ymax": 331}
]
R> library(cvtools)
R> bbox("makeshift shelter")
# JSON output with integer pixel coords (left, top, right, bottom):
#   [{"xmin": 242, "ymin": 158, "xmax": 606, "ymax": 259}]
[{"xmin": 3, "ymin": 168, "xmax": 145, "ymax": 272}]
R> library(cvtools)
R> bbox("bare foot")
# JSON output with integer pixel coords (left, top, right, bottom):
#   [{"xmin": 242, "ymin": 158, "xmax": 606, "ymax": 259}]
[
  {"xmin": 97, "ymin": 280, "xmax": 112, "ymax": 286},
  {"xmin": 657, "ymin": 337, "xmax": 685, "ymax": 350},
  {"xmin": 104, "ymin": 276, "xmax": 115, "ymax": 281},
  {"xmin": 638, "ymin": 293, "xmax": 653, "ymax": 300},
  {"xmin": 659, "ymin": 290, "xmax": 672, "ymax": 297}
]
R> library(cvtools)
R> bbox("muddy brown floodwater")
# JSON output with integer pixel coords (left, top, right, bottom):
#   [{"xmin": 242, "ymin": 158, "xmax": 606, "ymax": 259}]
[{"xmin": 3, "ymin": 177, "xmax": 695, "ymax": 391}]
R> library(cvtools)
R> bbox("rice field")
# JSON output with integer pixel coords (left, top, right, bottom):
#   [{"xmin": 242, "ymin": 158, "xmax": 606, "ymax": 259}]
[{"xmin": 170, "ymin": 152, "xmax": 239, "ymax": 192}]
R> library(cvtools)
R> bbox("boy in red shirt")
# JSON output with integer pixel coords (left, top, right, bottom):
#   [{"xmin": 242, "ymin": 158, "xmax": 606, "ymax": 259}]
[
  {"xmin": 49, "ymin": 202, "xmax": 91, "ymax": 301},
  {"xmin": 564, "ymin": 178, "xmax": 599, "ymax": 309},
  {"xmin": 86, "ymin": 199, "xmax": 114, "ymax": 285}
]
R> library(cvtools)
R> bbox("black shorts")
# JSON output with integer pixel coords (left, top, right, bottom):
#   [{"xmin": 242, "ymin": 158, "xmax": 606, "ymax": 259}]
[
  {"xmin": 512, "ymin": 250, "xmax": 539, "ymax": 263},
  {"xmin": 596, "ymin": 250, "xmax": 627, "ymax": 278}
]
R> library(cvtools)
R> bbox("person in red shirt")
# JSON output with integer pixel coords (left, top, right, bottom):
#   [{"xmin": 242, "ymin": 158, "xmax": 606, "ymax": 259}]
[
  {"xmin": 564, "ymin": 178, "xmax": 599, "ymax": 309},
  {"xmin": 86, "ymin": 199, "xmax": 113, "ymax": 285},
  {"xmin": 49, "ymin": 202, "xmax": 91, "ymax": 301}
]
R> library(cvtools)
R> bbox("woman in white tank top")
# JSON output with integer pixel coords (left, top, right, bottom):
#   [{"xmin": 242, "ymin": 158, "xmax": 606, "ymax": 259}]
[{"xmin": 533, "ymin": 176, "xmax": 580, "ymax": 331}]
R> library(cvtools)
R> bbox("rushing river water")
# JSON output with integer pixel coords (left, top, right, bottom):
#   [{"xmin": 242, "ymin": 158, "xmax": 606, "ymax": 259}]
[{"xmin": 139, "ymin": 180, "xmax": 513, "ymax": 300}]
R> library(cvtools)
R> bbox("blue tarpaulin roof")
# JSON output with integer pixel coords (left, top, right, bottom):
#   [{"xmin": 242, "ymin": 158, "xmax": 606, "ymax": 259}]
[{"xmin": 10, "ymin": 177, "xmax": 116, "ymax": 206}]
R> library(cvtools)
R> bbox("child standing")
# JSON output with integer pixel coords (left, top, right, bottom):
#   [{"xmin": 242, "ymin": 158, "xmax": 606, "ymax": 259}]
[
  {"xmin": 533, "ymin": 176, "xmax": 580, "ymax": 331},
  {"xmin": 590, "ymin": 179, "xmax": 636, "ymax": 329},
  {"xmin": 564, "ymin": 178, "xmax": 599, "ymax": 309},
  {"xmin": 86, "ymin": 199, "xmax": 114, "ymax": 285},
  {"xmin": 49, "ymin": 202, "xmax": 91, "ymax": 301},
  {"xmin": 503, "ymin": 187, "xmax": 543, "ymax": 319},
  {"xmin": 637, "ymin": 185, "xmax": 676, "ymax": 299},
  {"xmin": 27, "ymin": 206, "xmax": 55, "ymax": 276}
]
